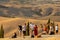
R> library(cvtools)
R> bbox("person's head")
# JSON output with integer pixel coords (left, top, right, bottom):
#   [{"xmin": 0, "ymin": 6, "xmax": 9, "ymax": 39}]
[
  {"xmin": 40, "ymin": 24, "xmax": 43, "ymax": 28},
  {"xmin": 35, "ymin": 25, "xmax": 37, "ymax": 27},
  {"xmin": 22, "ymin": 23, "xmax": 25, "ymax": 25},
  {"xmin": 14, "ymin": 32, "xmax": 16, "ymax": 35},
  {"xmin": 40, "ymin": 24, "xmax": 42, "ymax": 25},
  {"xmin": 56, "ymin": 24, "xmax": 58, "ymax": 26},
  {"xmin": 44, "ymin": 24, "xmax": 47, "ymax": 26},
  {"xmin": 24, "ymin": 23, "xmax": 26, "ymax": 25},
  {"xmin": 30, "ymin": 22, "xmax": 32, "ymax": 24}
]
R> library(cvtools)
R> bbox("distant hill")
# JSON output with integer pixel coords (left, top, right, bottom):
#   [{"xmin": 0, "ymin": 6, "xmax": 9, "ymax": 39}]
[
  {"xmin": 0, "ymin": 0, "xmax": 60, "ymax": 21},
  {"xmin": 0, "ymin": 5, "xmax": 42, "ymax": 17},
  {"xmin": 0, "ymin": 4, "xmax": 60, "ymax": 18}
]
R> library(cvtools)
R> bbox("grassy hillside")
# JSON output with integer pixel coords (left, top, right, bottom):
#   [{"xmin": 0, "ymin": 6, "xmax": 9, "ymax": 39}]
[{"xmin": 0, "ymin": 17, "xmax": 60, "ymax": 38}]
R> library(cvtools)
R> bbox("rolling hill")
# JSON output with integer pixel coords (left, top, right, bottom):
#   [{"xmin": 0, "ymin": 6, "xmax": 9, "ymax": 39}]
[
  {"xmin": 0, "ymin": 4, "xmax": 60, "ymax": 20},
  {"xmin": 0, "ymin": 0, "xmax": 60, "ymax": 18},
  {"xmin": 0, "ymin": 17, "xmax": 60, "ymax": 38},
  {"xmin": 0, "ymin": 4, "xmax": 60, "ymax": 17}
]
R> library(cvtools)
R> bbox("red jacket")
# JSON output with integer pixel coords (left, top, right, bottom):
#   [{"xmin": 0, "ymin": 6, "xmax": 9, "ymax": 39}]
[{"xmin": 34, "ymin": 26, "xmax": 38, "ymax": 36}]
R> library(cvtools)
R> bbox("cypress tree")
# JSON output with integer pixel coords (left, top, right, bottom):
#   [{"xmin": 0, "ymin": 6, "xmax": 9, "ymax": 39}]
[
  {"xmin": 0, "ymin": 25, "xmax": 4, "ymax": 38},
  {"xmin": 47, "ymin": 18, "xmax": 50, "ymax": 24},
  {"xmin": 0, "ymin": 27, "xmax": 1, "ymax": 38},
  {"xmin": 26, "ymin": 22, "xmax": 29, "ymax": 36},
  {"xmin": 47, "ymin": 18, "xmax": 50, "ymax": 33}
]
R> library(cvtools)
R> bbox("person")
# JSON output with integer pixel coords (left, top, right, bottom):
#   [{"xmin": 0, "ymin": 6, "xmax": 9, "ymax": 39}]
[
  {"xmin": 39, "ymin": 24, "xmax": 43, "ymax": 35},
  {"xmin": 29, "ymin": 22, "xmax": 35, "ymax": 38},
  {"xmin": 31, "ymin": 32, "xmax": 34, "ymax": 38},
  {"xmin": 55, "ymin": 24, "xmax": 58, "ymax": 34},
  {"xmin": 22, "ymin": 23, "xmax": 26, "ymax": 38},
  {"xmin": 34, "ymin": 25, "xmax": 38, "ymax": 36},
  {"xmin": 49, "ymin": 25, "xmax": 54, "ymax": 35},
  {"xmin": 40, "ymin": 24, "xmax": 43, "ymax": 32},
  {"xmin": 36, "ymin": 24, "xmax": 43, "ymax": 38},
  {"xmin": 42, "ymin": 24, "xmax": 47, "ymax": 34},
  {"xmin": 12, "ymin": 33, "xmax": 17, "ymax": 38},
  {"xmin": 18, "ymin": 25, "xmax": 22, "ymax": 37}
]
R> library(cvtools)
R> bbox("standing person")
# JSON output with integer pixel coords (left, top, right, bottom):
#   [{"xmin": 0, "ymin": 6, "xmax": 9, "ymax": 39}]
[
  {"xmin": 49, "ymin": 24, "xmax": 54, "ymax": 35},
  {"xmin": 22, "ymin": 23, "xmax": 26, "ymax": 38},
  {"xmin": 55, "ymin": 24, "xmax": 58, "ymax": 34},
  {"xmin": 29, "ymin": 22, "xmax": 35, "ymax": 38},
  {"xmin": 18, "ymin": 25, "xmax": 22, "ymax": 37},
  {"xmin": 34, "ymin": 25, "xmax": 38, "ymax": 36}
]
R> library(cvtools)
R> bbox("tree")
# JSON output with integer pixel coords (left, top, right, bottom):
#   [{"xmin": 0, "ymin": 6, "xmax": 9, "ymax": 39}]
[
  {"xmin": 47, "ymin": 18, "xmax": 50, "ymax": 24},
  {"xmin": 26, "ymin": 22, "xmax": 30, "ymax": 36},
  {"xmin": 0, "ymin": 25, "xmax": 4, "ymax": 38},
  {"xmin": 47, "ymin": 18, "xmax": 51, "ymax": 33}
]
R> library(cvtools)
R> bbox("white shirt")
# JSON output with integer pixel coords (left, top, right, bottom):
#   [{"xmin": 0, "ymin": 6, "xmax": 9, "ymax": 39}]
[
  {"xmin": 55, "ymin": 26, "xmax": 58, "ymax": 30},
  {"xmin": 29, "ymin": 24, "xmax": 35, "ymax": 30},
  {"xmin": 22, "ymin": 25, "xmax": 26, "ymax": 31},
  {"xmin": 50, "ymin": 26, "xmax": 53, "ymax": 31}
]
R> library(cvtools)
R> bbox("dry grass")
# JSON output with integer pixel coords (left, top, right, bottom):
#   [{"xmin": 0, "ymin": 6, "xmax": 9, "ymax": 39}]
[
  {"xmin": 0, "ymin": 37, "xmax": 60, "ymax": 40},
  {"xmin": 0, "ymin": 17, "xmax": 60, "ymax": 38}
]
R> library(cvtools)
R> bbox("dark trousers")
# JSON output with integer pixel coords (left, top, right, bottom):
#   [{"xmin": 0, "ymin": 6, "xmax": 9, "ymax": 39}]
[
  {"xmin": 50, "ymin": 31, "xmax": 54, "ymax": 35},
  {"xmin": 23, "ymin": 31, "xmax": 26, "ymax": 36}
]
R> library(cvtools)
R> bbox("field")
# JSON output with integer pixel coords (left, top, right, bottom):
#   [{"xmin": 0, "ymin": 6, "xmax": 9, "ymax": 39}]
[{"xmin": 0, "ymin": 17, "xmax": 60, "ymax": 38}]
